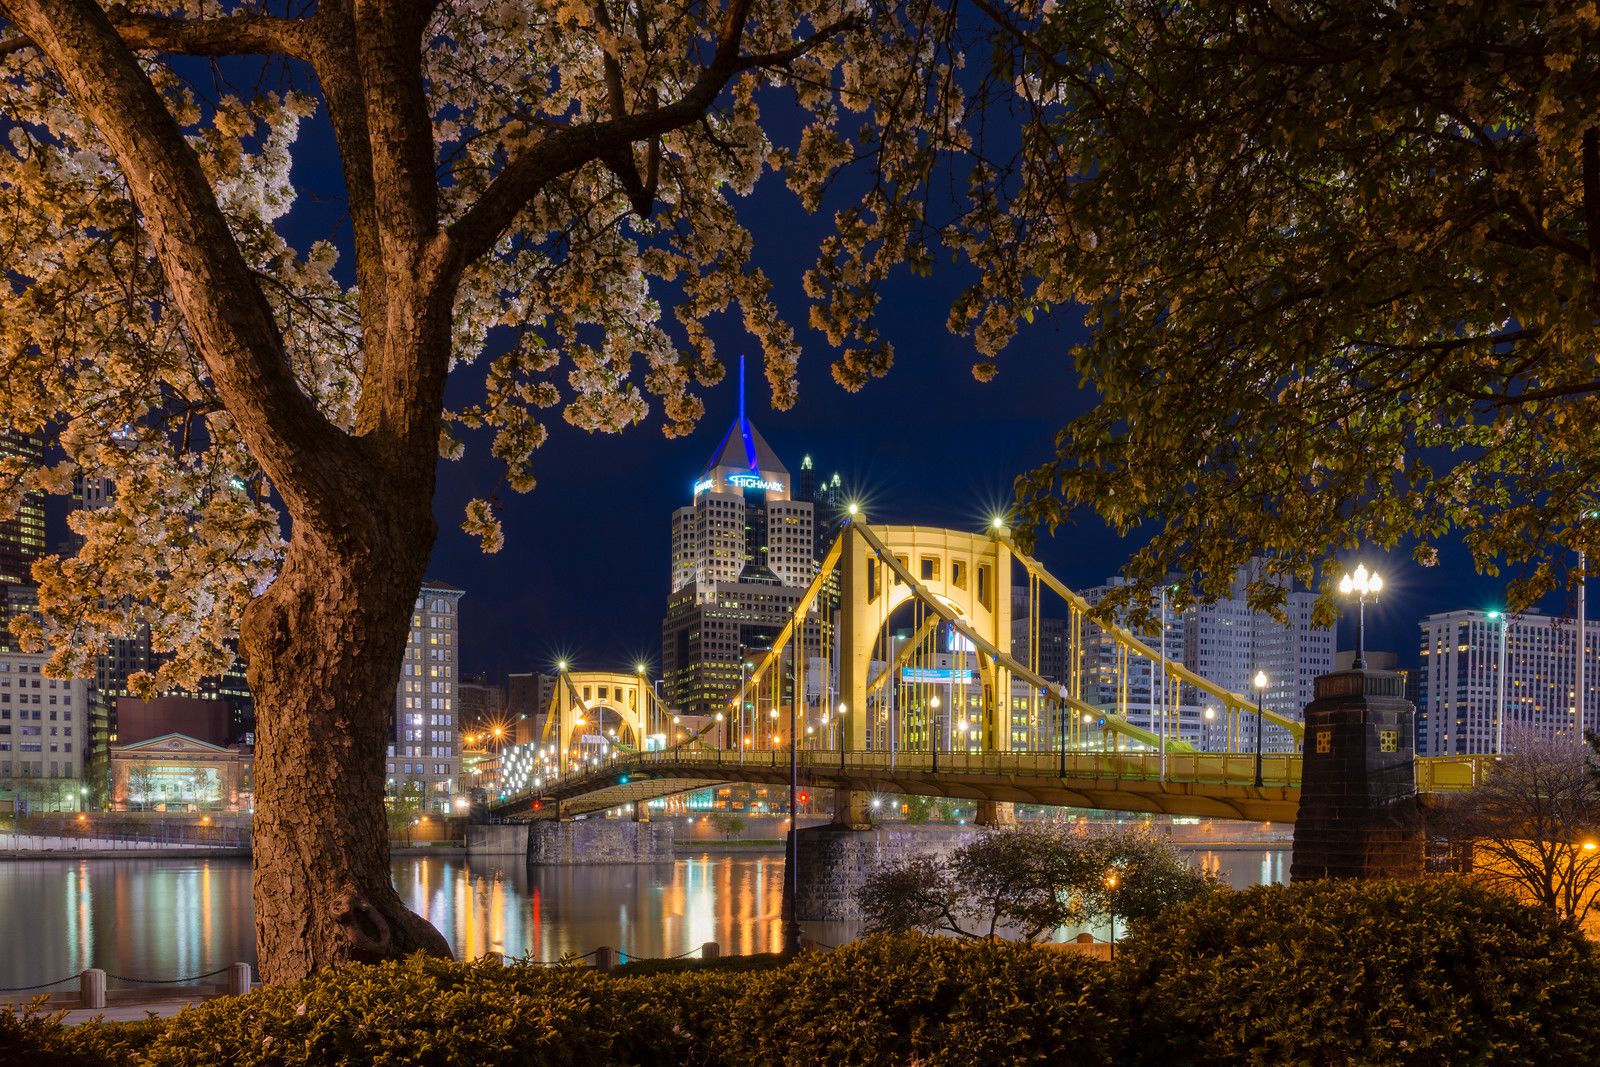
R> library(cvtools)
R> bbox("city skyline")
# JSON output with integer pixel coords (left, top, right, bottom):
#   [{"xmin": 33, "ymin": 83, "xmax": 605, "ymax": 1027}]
[{"xmin": 419, "ymin": 362, "xmax": 1572, "ymax": 685}]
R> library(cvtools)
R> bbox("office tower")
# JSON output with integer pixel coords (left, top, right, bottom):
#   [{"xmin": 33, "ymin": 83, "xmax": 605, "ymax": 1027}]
[
  {"xmin": 662, "ymin": 360, "xmax": 813, "ymax": 718},
  {"xmin": 387, "ymin": 580, "xmax": 464, "ymax": 812},
  {"xmin": 0, "ymin": 431, "xmax": 45, "ymax": 586}
]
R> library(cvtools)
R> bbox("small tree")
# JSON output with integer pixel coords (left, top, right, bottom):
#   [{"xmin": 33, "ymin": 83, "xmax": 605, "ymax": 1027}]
[
  {"xmin": 1441, "ymin": 730, "xmax": 1600, "ymax": 925},
  {"xmin": 903, "ymin": 795, "xmax": 936, "ymax": 825},
  {"xmin": 386, "ymin": 778, "xmax": 425, "ymax": 847},
  {"xmin": 125, "ymin": 765, "xmax": 152, "ymax": 811},
  {"xmin": 859, "ymin": 823, "xmax": 1217, "ymax": 941},
  {"xmin": 711, "ymin": 813, "xmax": 746, "ymax": 840}
]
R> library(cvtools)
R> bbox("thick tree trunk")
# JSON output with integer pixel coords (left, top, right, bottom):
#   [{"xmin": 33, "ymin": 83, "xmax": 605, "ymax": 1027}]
[{"xmin": 240, "ymin": 513, "xmax": 451, "ymax": 983}]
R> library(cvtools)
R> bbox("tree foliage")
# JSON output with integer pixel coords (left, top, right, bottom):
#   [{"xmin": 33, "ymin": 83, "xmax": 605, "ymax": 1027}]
[
  {"xmin": 0, "ymin": 0, "xmax": 1002, "ymax": 690},
  {"xmin": 859, "ymin": 822, "xmax": 1217, "ymax": 941},
  {"xmin": 980, "ymin": 0, "xmax": 1600, "ymax": 617},
  {"xmin": 0, "ymin": 0, "xmax": 1041, "ymax": 979},
  {"xmin": 1439, "ymin": 728, "xmax": 1600, "ymax": 925}
]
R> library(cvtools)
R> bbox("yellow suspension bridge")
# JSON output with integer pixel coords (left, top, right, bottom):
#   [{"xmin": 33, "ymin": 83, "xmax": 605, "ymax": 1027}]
[{"xmin": 489, "ymin": 518, "xmax": 1487, "ymax": 825}]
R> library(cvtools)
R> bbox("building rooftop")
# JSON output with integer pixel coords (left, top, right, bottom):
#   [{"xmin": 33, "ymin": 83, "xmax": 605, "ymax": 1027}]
[{"xmin": 699, "ymin": 355, "xmax": 787, "ymax": 481}]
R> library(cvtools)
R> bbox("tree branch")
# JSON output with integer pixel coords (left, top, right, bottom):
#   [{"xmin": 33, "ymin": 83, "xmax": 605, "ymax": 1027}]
[
  {"xmin": 2, "ymin": 5, "xmax": 313, "ymax": 59},
  {"xmin": 1585, "ymin": 126, "xmax": 1600, "ymax": 302},
  {"xmin": 1, "ymin": 0, "xmax": 356, "ymax": 525},
  {"xmin": 443, "ymin": 1, "xmax": 862, "ymax": 268}
]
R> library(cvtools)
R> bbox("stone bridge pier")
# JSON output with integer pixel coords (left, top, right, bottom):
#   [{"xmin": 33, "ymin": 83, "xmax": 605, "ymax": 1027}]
[{"xmin": 1290, "ymin": 668, "xmax": 1423, "ymax": 881}]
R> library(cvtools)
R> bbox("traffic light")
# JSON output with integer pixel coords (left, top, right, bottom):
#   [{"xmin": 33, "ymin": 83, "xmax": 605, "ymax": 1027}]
[
  {"xmin": 619, "ymin": 774, "xmax": 631, "ymax": 785},
  {"xmin": 532, "ymin": 800, "xmax": 543, "ymax": 811},
  {"xmin": 798, "ymin": 791, "xmax": 810, "ymax": 805}
]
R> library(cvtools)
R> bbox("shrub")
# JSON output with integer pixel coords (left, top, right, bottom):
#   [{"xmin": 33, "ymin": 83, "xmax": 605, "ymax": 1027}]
[
  {"xmin": 1117, "ymin": 879, "xmax": 1600, "ymax": 1066},
  {"xmin": 8, "ymin": 887, "xmax": 1598, "ymax": 1066},
  {"xmin": 140, "ymin": 955, "xmax": 655, "ymax": 1066},
  {"xmin": 0, "ymin": 1002, "xmax": 157, "ymax": 1067},
  {"xmin": 612, "ymin": 951, "xmax": 786, "ymax": 977},
  {"xmin": 727, "ymin": 933, "xmax": 1118, "ymax": 1066}
]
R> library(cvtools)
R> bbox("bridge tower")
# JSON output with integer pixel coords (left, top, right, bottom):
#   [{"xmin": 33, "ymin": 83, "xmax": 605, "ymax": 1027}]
[
  {"xmin": 835, "ymin": 520, "xmax": 1014, "ymax": 825},
  {"xmin": 1290, "ymin": 667, "xmax": 1423, "ymax": 880}
]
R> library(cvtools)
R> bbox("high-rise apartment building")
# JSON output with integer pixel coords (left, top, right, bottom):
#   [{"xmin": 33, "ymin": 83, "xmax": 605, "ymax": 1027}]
[
  {"xmin": 0, "ymin": 431, "xmax": 45, "ymax": 587},
  {"xmin": 662, "ymin": 366, "xmax": 816, "ymax": 718},
  {"xmin": 0, "ymin": 650, "xmax": 89, "ymax": 808},
  {"xmin": 387, "ymin": 580, "xmax": 463, "ymax": 812},
  {"xmin": 1417, "ymin": 608, "xmax": 1599, "ymax": 755},
  {"xmin": 1079, "ymin": 560, "xmax": 1335, "ymax": 750}
]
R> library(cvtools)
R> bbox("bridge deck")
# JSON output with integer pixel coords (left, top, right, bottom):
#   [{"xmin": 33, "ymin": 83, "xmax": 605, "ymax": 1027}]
[{"xmin": 491, "ymin": 750, "xmax": 1490, "ymax": 824}]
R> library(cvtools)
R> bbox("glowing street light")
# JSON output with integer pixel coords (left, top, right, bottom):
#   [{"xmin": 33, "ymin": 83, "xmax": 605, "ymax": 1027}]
[
  {"xmin": 1338, "ymin": 564, "xmax": 1384, "ymax": 670},
  {"xmin": 1252, "ymin": 670, "xmax": 1268, "ymax": 788}
]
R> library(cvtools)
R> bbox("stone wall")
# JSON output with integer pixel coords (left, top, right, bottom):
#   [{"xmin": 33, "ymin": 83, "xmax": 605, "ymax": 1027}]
[
  {"xmin": 466, "ymin": 823, "xmax": 528, "ymax": 856},
  {"xmin": 791, "ymin": 824, "xmax": 978, "ymax": 921},
  {"xmin": 526, "ymin": 819, "xmax": 675, "ymax": 865}
]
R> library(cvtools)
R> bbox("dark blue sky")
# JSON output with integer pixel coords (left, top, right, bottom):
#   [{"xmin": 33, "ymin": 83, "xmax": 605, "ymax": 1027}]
[
  {"xmin": 246, "ymin": 64, "xmax": 1545, "ymax": 683},
  {"xmin": 419, "ymin": 179, "xmax": 1529, "ymax": 683}
]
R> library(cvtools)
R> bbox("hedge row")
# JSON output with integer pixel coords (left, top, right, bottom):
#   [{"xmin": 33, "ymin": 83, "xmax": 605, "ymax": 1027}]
[{"xmin": 5, "ymin": 880, "xmax": 1597, "ymax": 1066}]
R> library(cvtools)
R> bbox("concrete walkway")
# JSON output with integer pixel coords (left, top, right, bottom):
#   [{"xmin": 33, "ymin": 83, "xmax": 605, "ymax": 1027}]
[{"xmin": 57, "ymin": 998, "xmax": 210, "ymax": 1024}]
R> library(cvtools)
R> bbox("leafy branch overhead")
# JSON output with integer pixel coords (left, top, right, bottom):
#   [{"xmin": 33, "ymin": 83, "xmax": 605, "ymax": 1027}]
[
  {"xmin": 988, "ymin": 0, "xmax": 1600, "ymax": 620},
  {"xmin": 0, "ymin": 0, "xmax": 1025, "ymax": 691}
]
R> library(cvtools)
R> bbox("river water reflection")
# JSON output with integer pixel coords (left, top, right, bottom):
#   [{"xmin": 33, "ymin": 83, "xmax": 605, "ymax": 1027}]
[{"xmin": 0, "ymin": 847, "xmax": 1289, "ymax": 991}]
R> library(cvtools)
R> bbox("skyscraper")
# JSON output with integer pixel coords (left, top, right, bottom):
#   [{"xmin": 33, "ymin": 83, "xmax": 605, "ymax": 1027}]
[
  {"xmin": 1080, "ymin": 560, "xmax": 1335, "ymax": 750},
  {"xmin": 662, "ymin": 361, "xmax": 815, "ymax": 719},
  {"xmin": 0, "ymin": 431, "xmax": 45, "ymax": 587}
]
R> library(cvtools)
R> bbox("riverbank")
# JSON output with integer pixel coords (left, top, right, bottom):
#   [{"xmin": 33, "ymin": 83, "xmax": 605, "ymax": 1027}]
[{"xmin": 0, "ymin": 842, "xmax": 464, "ymax": 860}]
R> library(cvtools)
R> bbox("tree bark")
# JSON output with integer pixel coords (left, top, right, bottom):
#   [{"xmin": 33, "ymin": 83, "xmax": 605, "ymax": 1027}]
[{"xmin": 241, "ymin": 499, "xmax": 450, "ymax": 981}]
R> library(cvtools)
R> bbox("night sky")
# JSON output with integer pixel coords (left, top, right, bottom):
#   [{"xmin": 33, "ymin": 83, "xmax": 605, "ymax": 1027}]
[
  {"xmin": 132, "ymin": 60, "xmax": 1558, "ymax": 685},
  {"xmin": 417, "ymin": 172, "xmax": 1528, "ymax": 684}
]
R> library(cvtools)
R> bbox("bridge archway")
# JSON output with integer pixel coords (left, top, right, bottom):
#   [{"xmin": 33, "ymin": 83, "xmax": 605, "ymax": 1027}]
[
  {"xmin": 542, "ymin": 671, "xmax": 661, "ymax": 773},
  {"xmin": 840, "ymin": 524, "xmax": 1013, "ymax": 752}
]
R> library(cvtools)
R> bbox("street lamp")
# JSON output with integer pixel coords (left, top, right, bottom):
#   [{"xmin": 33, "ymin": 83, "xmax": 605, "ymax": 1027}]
[
  {"xmin": 1488, "ymin": 610, "xmax": 1509, "ymax": 753},
  {"xmin": 930, "ymin": 694, "xmax": 942, "ymax": 772},
  {"xmin": 1338, "ymin": 564, "xmax": 1384, "ymax": 670},
  {"xmin": 1252, "ymin": 670, "xmax": 1268, "ymax": 788},
  {"xmin": 1203, "ymin": 706, "xmax": 1215, "ymax": 753},
  {"xmin": 837, "ymin": 702, "xmax": 848, "ymax": 771},
  {"xmin": 738, "ymin": 658, "xmax": 755, "ymax": 762},
  {"xmin": 1105, "ymin": 870, "xmax": 1119, "ymax": 957}
]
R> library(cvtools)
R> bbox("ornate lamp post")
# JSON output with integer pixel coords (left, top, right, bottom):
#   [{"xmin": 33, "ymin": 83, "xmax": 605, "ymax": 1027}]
[
  {"xmin": 1253, "ymin": 670, "xmax": 1268, "ymax": 788},
  {"xmin": 1338, "ymin": 564, "xmax": 1384, "ymax": 669}
]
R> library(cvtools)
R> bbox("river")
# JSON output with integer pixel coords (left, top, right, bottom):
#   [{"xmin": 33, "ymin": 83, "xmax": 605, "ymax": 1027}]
[{"xmin": 0, "ymin": 847, "xmax": 1289, "ymax": 993}]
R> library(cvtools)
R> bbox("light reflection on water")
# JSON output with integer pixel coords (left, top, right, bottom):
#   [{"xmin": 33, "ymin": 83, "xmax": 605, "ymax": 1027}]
[{"xmin": 0, "ymin": 848, "xmax": 1287, "ymax": 990}]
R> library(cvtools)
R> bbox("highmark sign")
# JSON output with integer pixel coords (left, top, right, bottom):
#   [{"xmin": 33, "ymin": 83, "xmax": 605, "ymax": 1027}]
[{"xmin": 695, "ymin": 473, "xmax": 786, "ymax": 495}]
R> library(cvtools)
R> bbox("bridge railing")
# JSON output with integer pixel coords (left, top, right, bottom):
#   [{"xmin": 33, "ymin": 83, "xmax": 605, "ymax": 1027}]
[
  {"xmin": 538, "ymin": 747, "xmax": 1306, "ymax": 791},
  {"xmin": 1414, "ymin": 754, "xmax": 1496, "ymax": 792},
  {"xmin": 504, "ymin": 748, "xmax": 1495, "ymax": 812}
]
